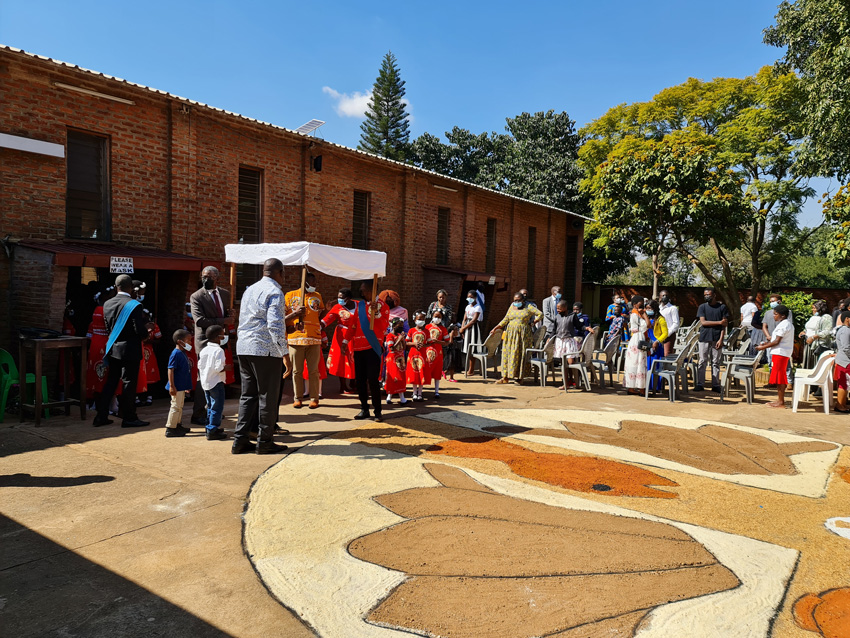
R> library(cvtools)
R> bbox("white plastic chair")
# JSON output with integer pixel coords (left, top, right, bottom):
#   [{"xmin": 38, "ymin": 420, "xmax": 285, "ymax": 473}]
[{"xmin": 792, "ymin": 354, "xmax": 835, "ymax": 414}]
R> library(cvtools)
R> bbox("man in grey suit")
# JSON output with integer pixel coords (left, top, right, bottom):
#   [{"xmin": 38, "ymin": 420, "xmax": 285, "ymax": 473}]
[
  {"xmin": 189, "ymin": 266, "xmax": 233, "ymax": 424},
  {"xmin": 93, "ymin": 274, "xmax": 151, "ymax": 427},
  {"xmin": 542, "ymin": 285, "xmax": 562, "ymax": 340}
]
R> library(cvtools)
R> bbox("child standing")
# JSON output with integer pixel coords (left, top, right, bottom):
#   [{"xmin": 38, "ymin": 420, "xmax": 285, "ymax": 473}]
[
  {"xmin": 832, "ymin": 311, "xmax": 850, "ymax": 412},
  {"xmin": 755, "ymin": 304, "xmax": 794, "ymax": 409},
  {"xmin": 406, "ymin": 311, "xmax": 431, "ymax": 401},
  {"xmin": 165, "ymin": 329, "xmax": 193, "ymax": 438},
  {"xmin": 425, "ymin": 310, "xmax": 451, "ymax": 398},
  {"xmin": 384, "ymin": 318, "xmax": 408, "ymax": 404},
  {"xmin": 198, "ymin": 325, "xmax": 230, "ymax": 441}
]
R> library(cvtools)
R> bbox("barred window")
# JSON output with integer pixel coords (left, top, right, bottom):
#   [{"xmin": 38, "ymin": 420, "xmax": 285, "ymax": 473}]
[
  {"xmin": 436, "ymin": 207, "xmax": 450, "ymax": 265},
  {"xmin": 236, "ymin": 167, "xmax": 263, "ymax": 299},
  {"xmin": 353, "ymin": 191, "xmax": 370, "ymax": 250}
]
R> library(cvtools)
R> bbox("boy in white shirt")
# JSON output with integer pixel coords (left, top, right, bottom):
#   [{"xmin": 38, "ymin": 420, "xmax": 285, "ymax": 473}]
[
  {"xmin": 755, "ymin": 304, "xmax": 794, "ymax": 409},
  {"xmin": 198, "ymin": 325, "xmax": 230, "ymax": 441}
]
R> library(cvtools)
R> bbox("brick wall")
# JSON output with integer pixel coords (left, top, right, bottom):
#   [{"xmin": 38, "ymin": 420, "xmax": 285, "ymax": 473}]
[{"xmin": 0, "ymin": 47, "xmax": 584, "ymax": 353}]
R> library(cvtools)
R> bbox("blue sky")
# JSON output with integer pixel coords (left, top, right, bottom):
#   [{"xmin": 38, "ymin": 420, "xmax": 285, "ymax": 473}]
[{"xmin": 1, "ymin": 0, "xmax": 835, "ymax": 225}]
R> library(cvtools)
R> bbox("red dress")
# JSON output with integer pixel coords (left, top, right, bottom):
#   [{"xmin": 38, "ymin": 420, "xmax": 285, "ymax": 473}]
[
  {"xmin": 384, "ymin": 333, "xmax": 407, "ymax": 394},
  {"xmin": 425, "ymin": 323, "xmax": 449, "ymax": 381},
  {"xmin": 406, "ymin": 328, "xmax": 431, "ymax": 385},
  {"xmin": 85, "ymin": 306, "xmax": 110, "ymax": 399},
  {"xmin": 143, "ymin": 323, "xmax": 162, "ymax": 385},
  {"xmin": 323, "ymin": 303, "xmax": 356, "ymax": 379}
]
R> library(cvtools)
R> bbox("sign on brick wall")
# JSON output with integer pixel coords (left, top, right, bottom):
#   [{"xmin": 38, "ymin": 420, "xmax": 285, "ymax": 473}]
[{"xmin": 109, "ymin": 256, "xmax": 134, "ymax": 274}]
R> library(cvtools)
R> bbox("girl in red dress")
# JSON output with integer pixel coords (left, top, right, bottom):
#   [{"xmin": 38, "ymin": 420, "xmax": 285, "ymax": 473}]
[
  {"xmin": 406, "ymin": 311, "xmax": 431, "ymax": 401},
  {"xmin": 425, "ymin": 309, "xmax": 451, "ymax": 398},
  {"xmin": 321, "ymin": 288, "xmax": 357, "ymax": 394},
  {"xmin": 384, "ymin": 318, "xmax": 407, "ymax": 404},
  {"xmin": 139, "ymin": 312, "xmax": 161, "ymax": 406}
]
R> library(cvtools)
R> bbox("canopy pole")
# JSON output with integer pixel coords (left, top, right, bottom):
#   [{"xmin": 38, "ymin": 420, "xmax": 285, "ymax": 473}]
[
  {"xmin": 228, "ymin": 263, "xmax": 235, "ymax": 310},
  {"xmin": 299, "ymin": 265, "xmax": 307, "ymax": 303},
  {"xmin": 369, "ymin": 273, "xmax": 378, "ymax": 330}
]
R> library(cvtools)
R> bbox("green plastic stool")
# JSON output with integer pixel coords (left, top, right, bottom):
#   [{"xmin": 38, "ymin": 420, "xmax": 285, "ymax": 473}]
[{"xmin": 0, "ymin": 348, "xmax": 50, "ymax": 423}]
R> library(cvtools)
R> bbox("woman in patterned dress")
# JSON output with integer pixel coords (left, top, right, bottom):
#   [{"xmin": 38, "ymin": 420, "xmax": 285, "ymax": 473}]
[
  {"xmin": 489, "ymin": 292, "xmax": 543, "ymax": 384},
  {"xmin": 384, "ymin": 318, "xmax": 407, "ymax": 404},
  {"xmin": 406, "ymin": 311, "xmax": 431, "ymax": 401},
  {"xmin": 624, "ymin": 296, "xmax": 650, "ymax": 395},
  {"xmin": 321, "ymin": 288, "xmax": 357, "ymax": 394}
]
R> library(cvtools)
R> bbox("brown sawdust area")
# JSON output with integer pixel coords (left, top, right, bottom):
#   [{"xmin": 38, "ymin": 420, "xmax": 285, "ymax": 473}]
[{"xmin": 332, "ymin": 416, "xmax": 850, "ymax": 638}]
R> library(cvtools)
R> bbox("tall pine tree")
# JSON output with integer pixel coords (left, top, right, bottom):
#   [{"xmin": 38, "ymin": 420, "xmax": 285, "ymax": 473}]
[{"xmin": 358, "ymin": 52, "xmax": 410, "ymax": 161}]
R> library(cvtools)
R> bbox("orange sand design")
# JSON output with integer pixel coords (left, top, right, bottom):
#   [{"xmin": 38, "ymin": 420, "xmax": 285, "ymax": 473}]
[
  {"xmin": 428, "ymin": 436, "xmax": 678, "ymax": 498},
  {"xmin": 793, "ymin": 588, "xmax": 850, "ymax": 638}
]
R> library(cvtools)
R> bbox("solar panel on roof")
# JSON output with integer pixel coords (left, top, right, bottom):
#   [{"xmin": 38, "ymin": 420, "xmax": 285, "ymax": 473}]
[{"xmin": 295, "ymin": 119, "xmax": 325, "ymax": 136}]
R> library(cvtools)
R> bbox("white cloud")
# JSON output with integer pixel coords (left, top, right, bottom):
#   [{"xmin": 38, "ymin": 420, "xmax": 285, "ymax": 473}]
[{"xmin": 322, "ymin": 86, "xmax": 372, "ymax": 118}]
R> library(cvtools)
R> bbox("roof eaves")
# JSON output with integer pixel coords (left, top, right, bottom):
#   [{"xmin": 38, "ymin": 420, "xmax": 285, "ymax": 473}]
[{"xmin": 1, "ymin": 45, "xmax": 591, "ymax": 222}]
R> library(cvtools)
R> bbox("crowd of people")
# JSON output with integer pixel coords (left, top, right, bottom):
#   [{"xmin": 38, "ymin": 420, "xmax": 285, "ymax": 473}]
[{"xmin": 77, "ymin": 266, "xmax": 850, "ymax": 456}]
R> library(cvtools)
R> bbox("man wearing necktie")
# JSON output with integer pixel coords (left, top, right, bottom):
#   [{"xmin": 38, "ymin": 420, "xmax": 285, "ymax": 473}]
[{"xmin": 190, "ymin": 266, "xmax": 233, "ymax": 424}]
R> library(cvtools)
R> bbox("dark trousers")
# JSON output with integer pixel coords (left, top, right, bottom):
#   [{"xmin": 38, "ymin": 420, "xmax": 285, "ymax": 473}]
[
  {"xmin": 234, "ymin": 355, "xmax": 282, "ymax": 444},
  {"xmin": 96, "ymin": 355, "xmax": 140, "ymax": 422},
  {"xmin": 353, "ymin": 348, "xmax": 382, "ymax": 415}
]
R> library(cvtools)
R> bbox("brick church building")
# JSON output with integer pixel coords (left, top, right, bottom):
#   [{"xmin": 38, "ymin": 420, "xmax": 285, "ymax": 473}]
[{"xmin": 0, "ymin": 45, "xmax": 585, "ymax": 371}]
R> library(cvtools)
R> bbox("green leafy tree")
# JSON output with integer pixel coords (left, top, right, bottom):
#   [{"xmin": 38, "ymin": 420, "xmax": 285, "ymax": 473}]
[
  {"xmin": 411, "ymin": 127, "xmax": 510, "ymax": 189},
  {"xmin": 581, "ymin": 68, "xmax": 815, "ymax": 297},
  {"xmin": 358, "ymin": 51, "xmax": 411, "ymax": 161},
  {"xmin": 586, "ymin": 137, "xmax": 747, "ymax": 310},
  {"xmin": 765, "ymin": 0, "xmax": 850, "ymax": 179},
  {"xmin": 822, "ymin": 184, "xmax": 850, "ymax": 265}
]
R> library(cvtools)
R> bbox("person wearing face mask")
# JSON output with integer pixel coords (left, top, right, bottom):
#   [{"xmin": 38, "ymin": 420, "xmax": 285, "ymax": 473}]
[
  {"xmin": 424, "ymin": 309, "xmax": 452, "ymax": 398},
  {"xmin": 543, "ymin": 286, "xmax": 562, "ymax": 341},
  {"xmin": 696, "ymin": 288, "xmax": 730, "ymax": 393},
  {"xmin": 623, "ymin": 296, "xmax": 650, "ymax": 395},
  {"xmin": 322, "ymin": 288, "xmax": 358, "ymax": 394},
  {"xmin": 190, "ymin": 266, "xmax": 233, "ymax": 425},
  {"xmin": 164, "ymin": 329, "xmax": 195, "ymax": 437},
  {"xmin": 606, "ymin": 294, "xmax": 627, "ymax": 326},
  {"xmin": 645, "ymin": 299, "xmax": 669, "ymax": 393},
  {"xmin": 406, "ymin": 311, "xmax": 431, "ymax": 400},
  {"xmin": 94, "ymin": 274, "xmax": 153, "ymax": 428},
  {"xmin": 553, "ymin": 300, "xmax": 583, "ymax": 389},
  {"xmin": 762, "ymin": 294, "xmax": 793, "ymax": 386},
  {"xmin": 658, "ymin": 291, "xmax": 679, "ymax": 356},
  {"xmin": 384, "ymin": 318, "xmax": 408, "ymax": 404},
  {"xmin": 799, "ymin": 300, "xmax": 834, "ymax": 370},
  {"xmin": 460, "ymin": 290, "xmax": 483, "ymax": 375},
  {"xmin": 196, "ymin": 325, "xmax": 231, "ymax": 441},
  {"xmin": 427, "ymin": 289, "xmax": 458, "ymax": 382},
  {"xmin": 490, "ymin": 292, "xmax": 543, "ymax": 384},
  {"xmin": 284, "ymin": 272, "xmax": 323, "ymax": 409}
]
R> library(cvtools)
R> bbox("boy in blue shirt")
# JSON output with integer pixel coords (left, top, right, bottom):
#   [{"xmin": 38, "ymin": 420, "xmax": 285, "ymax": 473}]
[{"xmin": 165, "ymin": 329, "xmax": 193, "ymax": 438}]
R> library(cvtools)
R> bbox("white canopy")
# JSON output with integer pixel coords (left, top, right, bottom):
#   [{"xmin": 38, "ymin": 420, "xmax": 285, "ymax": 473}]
[{"xmin": 224, "ymin": 242, "xmax": 386, "ymax": 280}]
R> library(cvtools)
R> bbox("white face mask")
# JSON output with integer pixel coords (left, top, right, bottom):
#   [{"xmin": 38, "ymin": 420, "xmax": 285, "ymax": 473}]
[
  {"xmin": 220, "ymin": 335, "xmax": 229, "ymax": 346},
  {"xmin": 432, "ymin": 318, "xmax": 442, "ymax": 325},
  {"xmin": 415, "ymin": 320, "xmax": 426, "ymax": 328},
  {"xmin": 306, "ymin": 285, "xmax": 316, "ymax": 293},
  {"xmin": 182, "ymin": 342, "xmax": 192, "ymax": 352},
  {"xmin": 813, "ymin": 312, "xmax": 819, "ymax": 317},
  {"xmin": 770, "ymin": 301, "xmax": 778, "ymax": 308}
]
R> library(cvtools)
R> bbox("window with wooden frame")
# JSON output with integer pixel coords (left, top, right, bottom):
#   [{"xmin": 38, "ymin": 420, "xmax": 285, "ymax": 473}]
[
  {"xmin": 485, "ymin": 218, "xmax": 497, "ymax": 273},
  {"xmin": 66, "ymin": 129, "xmax": 111, "ymax": 240},
  {"xmin": 436, "ymin": 207, "xmax": 450, "ymax": 265},
  {"xmin": 236, "ymin": 166, "xmax": 263, "ymax": 299},
  {"xmin": 353, "ymin": 191, "xmax": 370, "ymax": 250},
  {"xmin": 526, "ymin": 226, "xmax": 537, "ymax": 299}
]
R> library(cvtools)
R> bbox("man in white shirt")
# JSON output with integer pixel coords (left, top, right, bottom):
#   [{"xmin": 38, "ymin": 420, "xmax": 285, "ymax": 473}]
[
  {"xmin": 755, "ymin": 304, "xmax": 794, "ymax": 408},
  {"xmin": 658, "ymin": 290, "xmax": 680, "ymax": 356},
  {"xmin": 740, "ymin": 296, "xmax": 758, "ymax": 328}
]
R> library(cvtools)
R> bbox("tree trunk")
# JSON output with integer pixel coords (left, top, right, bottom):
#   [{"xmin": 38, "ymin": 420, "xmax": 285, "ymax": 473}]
[
  {"xmin": 709, "ymin": 239, "xmax": 742, "ymax": 320},
  {"xmin": 652, "ymin": 251, "xmax": 661, "ymax": 300}
]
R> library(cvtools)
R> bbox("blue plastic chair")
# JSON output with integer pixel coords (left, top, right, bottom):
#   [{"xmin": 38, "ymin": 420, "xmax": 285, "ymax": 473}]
[{"xmin": 0, "ymin": 348, "xmax": 50, "ymax": 422}]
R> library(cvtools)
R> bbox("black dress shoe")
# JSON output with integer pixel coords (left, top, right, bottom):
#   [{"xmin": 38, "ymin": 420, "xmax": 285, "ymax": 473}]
[
  {"xmin": 231, "ymin": 440, "xmax": 257, "ymax": 454},
  {"xmin": 190, "ymin": 417, "xmax": 207, "ymax": 426},
  {"xmin": 206, "ymin": 427, "xmax": 228, "ymax": 441},
  {"xmin": 121, "ymin": 419, "xmax": 150, "ymax": 428},
  {"xmin": 256, "ymin": 441, "xmax": 288, "ymax": 454},
  {"xmin": 373, "ymin": 413, "xmax": 383, "ymax": 423},
  {"xmin": 274, "ymin": 425, "xmax": 290, "ymax": 435},
  {"xmin": 92, "ymin": 418, "xmax": 113, "ymax": 427},
  {"xmin": 354, "ymin": 410, "xmax": 371, "ymax": 420},
  {"xmin": 165, "ymin": 426, "xmax": 188, "ymax": 438}
]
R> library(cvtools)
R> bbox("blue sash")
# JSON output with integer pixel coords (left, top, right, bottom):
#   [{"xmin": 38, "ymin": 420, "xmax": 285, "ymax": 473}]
[
  {"xmin": 103, "ymin": 299, "xmax": 142, "ymax": 364},
  {"xmin": 357, "ymin": 300, "xmax": 382, "ymax": 357}
]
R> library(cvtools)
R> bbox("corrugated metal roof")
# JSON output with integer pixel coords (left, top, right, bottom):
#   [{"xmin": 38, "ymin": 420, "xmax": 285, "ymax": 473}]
[
  {"xmin": 17, "ymin": 240, "xmax": 204, "ymax": 271},
  {"xmin": 0, "ymin": 44, "xmax": 591, "ymax": 222}
]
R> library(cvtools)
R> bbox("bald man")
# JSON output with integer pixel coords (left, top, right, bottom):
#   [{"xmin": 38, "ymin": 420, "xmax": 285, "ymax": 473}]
[{"xmin": 232, "ymin": 259, "xmax": 289, "ymax": 455}]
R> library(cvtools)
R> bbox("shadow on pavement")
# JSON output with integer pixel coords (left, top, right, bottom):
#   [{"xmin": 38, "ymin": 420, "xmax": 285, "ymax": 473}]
[{"xmin": 0, "ymin": 513, "xmax": 233, "ymax": 638}]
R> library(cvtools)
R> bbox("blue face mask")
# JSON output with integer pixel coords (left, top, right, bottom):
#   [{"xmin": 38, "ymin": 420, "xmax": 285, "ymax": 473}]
[
  {"xmin": 467, "ymin": 298, "xmax": 475, "ymax": 305},
  {"xmin": 513, "ymin": 301, "xmax": 523, "ymax": 308},
  {"xmin": 770, "ymin": 301, "xmax": 779, "ymax": 308},
  {"xmin": 554, "ymin": 293, "xmax": 562, "ymax": 300},
  {"xmin": 647, "ymin": 309, "xmax": 655, "ymax": 316}
]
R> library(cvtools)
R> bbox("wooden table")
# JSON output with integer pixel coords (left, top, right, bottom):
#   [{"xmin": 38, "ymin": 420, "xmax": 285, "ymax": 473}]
[{"xmin": 18, "ymin": 336, "xmax": 88, "ymax": 426}]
